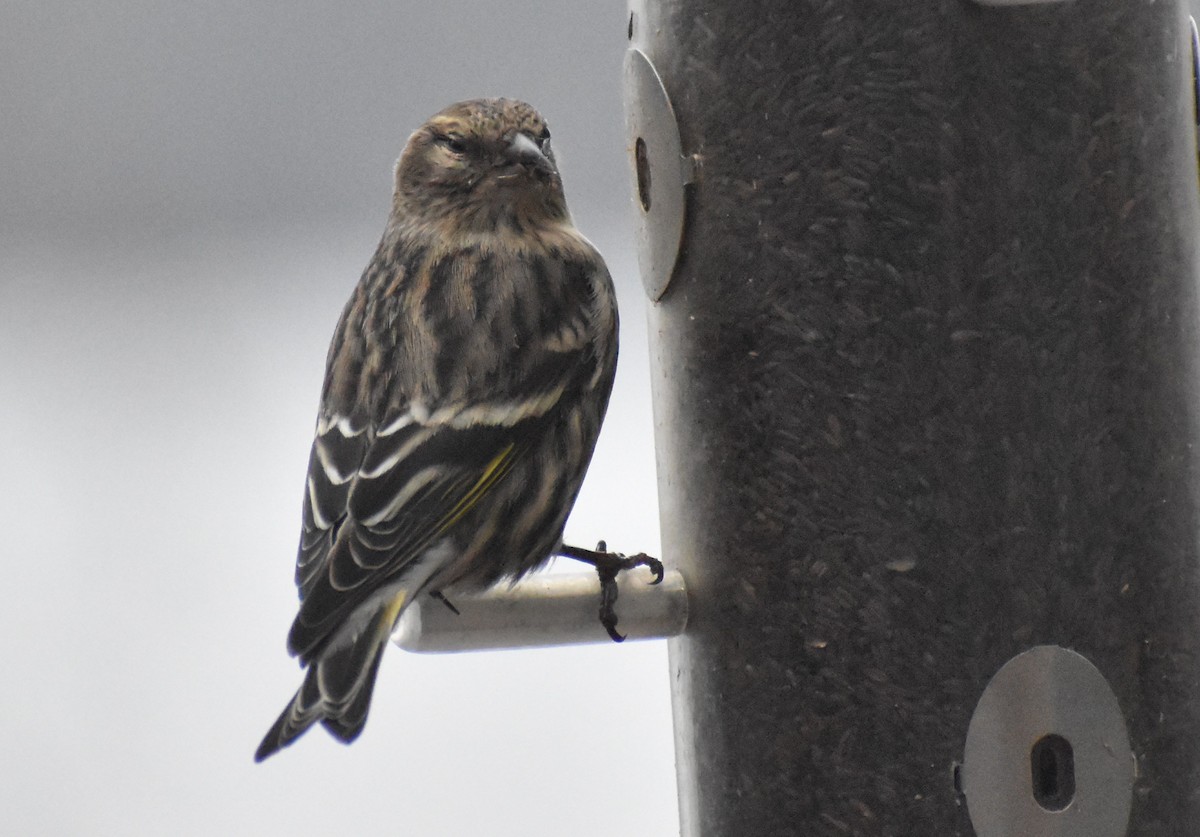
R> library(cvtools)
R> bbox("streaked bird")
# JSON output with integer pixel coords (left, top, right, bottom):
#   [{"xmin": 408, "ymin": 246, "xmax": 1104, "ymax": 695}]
[{"xmin": 256, "ymin": 98, "xmax": 659, "ymax": 762}]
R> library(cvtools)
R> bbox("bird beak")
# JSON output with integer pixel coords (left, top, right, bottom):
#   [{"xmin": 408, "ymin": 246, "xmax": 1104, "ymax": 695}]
[{"xmin": 503, "ymin": 132, "xmax": 552, "ymax": 175}]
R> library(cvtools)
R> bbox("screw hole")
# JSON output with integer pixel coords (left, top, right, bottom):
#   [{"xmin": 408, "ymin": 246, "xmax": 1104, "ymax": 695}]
[
  {"xmin": 1030, "ymin": 734, "xmax": 1075, "ymax": 812},
  {"xmin": 635, "ymin": 137, "xmax": 652, "ymax": 212}
]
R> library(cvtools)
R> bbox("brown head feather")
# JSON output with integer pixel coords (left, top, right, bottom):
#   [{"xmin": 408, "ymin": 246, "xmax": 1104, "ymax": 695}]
[{"xmin": 392, "ymin": 98, "xmax": 568, "ymax": 235}]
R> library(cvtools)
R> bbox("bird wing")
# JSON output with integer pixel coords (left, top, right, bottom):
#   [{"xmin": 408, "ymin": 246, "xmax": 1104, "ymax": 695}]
[{"xmin": 287, "ymin": 399, "xmax": 557, "ymax": 662}]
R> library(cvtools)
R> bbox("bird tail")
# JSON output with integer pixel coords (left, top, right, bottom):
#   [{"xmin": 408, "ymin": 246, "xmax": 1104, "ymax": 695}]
[{"xmin": 255, "ymin": 593, "xmax": 408, "ymax": 762}]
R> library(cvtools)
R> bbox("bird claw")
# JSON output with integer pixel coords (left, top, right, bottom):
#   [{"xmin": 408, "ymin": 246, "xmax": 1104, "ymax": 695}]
[
  {"xmin": 596, "ymin": 565, "xmax": 626, "ymax": 643},
  {"xmin": 636, "ymin": 553, "xmax": 666, "ymax": 585},
  {"xmin": 427, "ymin": 589, "xmax": 461, "ymax": 616},
  {"xmin": 561, "ymin": 541, "xmax": 664, "ymax": 643}
]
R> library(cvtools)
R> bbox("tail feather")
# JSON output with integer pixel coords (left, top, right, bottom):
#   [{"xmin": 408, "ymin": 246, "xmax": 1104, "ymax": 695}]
[
  {"xmin": 321, "ymin": 647, "xmax": 386, "ymax": 742},
  {"xmin": 255, "ymin": 610, "xmax": 394, "ymax": 762}
]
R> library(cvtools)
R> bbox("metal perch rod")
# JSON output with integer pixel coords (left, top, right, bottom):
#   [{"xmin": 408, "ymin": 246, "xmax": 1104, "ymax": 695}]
[{"xmin": 392, "ymin": 567, "xmax": 688, "ymax": 653}]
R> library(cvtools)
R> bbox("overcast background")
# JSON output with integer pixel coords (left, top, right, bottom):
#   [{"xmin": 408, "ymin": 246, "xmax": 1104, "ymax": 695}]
[{"xmin": 0, "ymin": 3, "xmax": 677, "ymax": 834}]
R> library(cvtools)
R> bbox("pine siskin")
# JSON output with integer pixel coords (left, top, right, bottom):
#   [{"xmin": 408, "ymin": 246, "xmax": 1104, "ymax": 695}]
[{"xmin": 255, "ymin": 98, "xmax": 657, "ymax": 762}]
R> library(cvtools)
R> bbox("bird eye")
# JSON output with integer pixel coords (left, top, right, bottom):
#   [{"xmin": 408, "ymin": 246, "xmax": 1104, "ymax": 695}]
[
  {"xmin": 538, "ymin": 127, "xmax": 551, "ymax": 151},
  {"xmin": 437, "ymin": 134, "xmax": 467, "ymax": 154}
]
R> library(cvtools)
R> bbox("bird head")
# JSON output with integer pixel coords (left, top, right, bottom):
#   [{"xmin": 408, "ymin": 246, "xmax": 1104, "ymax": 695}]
[{"xmin": 393, "ymin": 98, "xmax": 569, "ymax": 233}]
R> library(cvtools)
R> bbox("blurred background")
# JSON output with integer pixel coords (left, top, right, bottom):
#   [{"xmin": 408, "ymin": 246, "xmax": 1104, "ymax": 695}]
[{"xmin": 0, "ymin": 2, "xmax": 676, "ymax": 834}]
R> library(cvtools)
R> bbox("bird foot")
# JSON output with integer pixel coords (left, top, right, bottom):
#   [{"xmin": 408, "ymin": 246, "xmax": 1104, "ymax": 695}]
[{"xmin": 557, "ymin": 540, "xmax": 664, "ymax": 642}]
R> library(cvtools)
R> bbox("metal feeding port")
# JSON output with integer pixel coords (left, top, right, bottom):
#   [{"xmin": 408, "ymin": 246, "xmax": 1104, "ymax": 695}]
[
  {"xmin": 622, "ymin": 46, "xmax": 693, "ymax": 302},
  {"xmin": 960, "ymin": 646, "xmax": 1134, "ymax": 837}
]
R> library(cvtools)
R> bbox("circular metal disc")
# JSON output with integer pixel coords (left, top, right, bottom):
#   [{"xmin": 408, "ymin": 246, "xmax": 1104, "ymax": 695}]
[
  {"xmin": 622, "ymin": 47, "xmax": 687, "ymax": 302},
  {"xmin": 962, "ymin": 645, "xmax": 1134, "ymax": 837}
]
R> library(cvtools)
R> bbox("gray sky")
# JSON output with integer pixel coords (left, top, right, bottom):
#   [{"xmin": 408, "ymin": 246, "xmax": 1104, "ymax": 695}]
[{"xmin": 1, "ymin": 3, "xmax": 676, "ymax": 834}]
